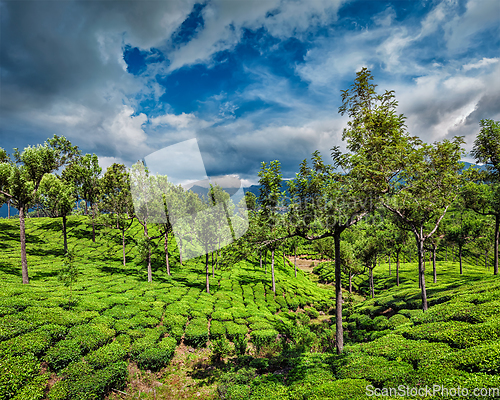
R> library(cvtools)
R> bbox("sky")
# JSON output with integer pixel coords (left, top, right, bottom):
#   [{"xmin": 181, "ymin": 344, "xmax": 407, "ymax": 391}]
[{"xmin": 1, "ymin": 0, "xmax": 499, "ymax": 188}]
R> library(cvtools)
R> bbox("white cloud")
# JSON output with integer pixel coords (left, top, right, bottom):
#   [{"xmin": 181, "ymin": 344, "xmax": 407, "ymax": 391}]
[
  {"xmin": 463, "ymin": 57, "xmax": 500, "ymax": 71},
  {"xmin": 166, "ymin": 0, "xmax": 346, "ymax": 72}
]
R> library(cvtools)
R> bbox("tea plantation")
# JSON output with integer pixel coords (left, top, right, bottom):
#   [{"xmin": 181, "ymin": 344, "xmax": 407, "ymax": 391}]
[{"xmin": 1, "ymin": 216, "xmax": 500, "ymax": 399}]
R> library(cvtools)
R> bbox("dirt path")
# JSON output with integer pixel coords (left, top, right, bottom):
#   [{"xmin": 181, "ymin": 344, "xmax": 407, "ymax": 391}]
[{"xmin": 286, "ymin": 256, "xmax": 331, "ymax": 273}]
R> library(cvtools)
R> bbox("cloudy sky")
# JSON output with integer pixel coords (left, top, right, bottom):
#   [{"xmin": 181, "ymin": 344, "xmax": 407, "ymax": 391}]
[{"xmin": 1, "ymin": 0, "xmax": 499, "ymax": 187}]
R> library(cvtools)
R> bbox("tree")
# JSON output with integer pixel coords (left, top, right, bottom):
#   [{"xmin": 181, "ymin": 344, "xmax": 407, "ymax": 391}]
[
  {"xmin": 129, "ymin": 162, "xmax": 165, "ymax": 282},
  {"xmin": 383, "ymin": 137, "xmax": 465, "ymax": 311},
  {"xmin": 64, "ymin": 154, "xmax": 102, "ymax": 242},
  {"xmin": 445, "ymin": 209, "xmax": 481, "ymax": 275},
  {"xmin": 0, "ymin": 136, "xmax": 79, "ymax": 284},
  {"xmin": 99, "ymin": 163, "xmax": 134, "ymax": 267},
  {"xmin": 257, "ymin": 160, "xmax": 285, "ymax": 294},
  {"xmin": 385, "ymin": 219, "xmax": 410, "ymax": 286},
  {"xmin": 58, "ymin": 249, "xmax": 80, "ymax": 306},
  {"xmin": 287, "ymin": 151, "xmax": 369, "ymax": 354},
  {"xmin": 38, "ymin": 174, "xmax": 76, "ymax": 253},
  {"xmin": 466, "ymin": 119, "xmax": 500, "ymax": 275},
  {"xmin": 471, "ymin": 119, "xmax": 500, "ymax": 178}
]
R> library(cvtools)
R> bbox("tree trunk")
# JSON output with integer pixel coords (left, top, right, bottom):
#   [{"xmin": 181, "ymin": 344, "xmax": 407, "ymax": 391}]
[
  {"xmin": 294, "ymin": 247, "xmax": 297, "ymax": 278},
  {"xmin": 19, "ymin": 206, "xmax": 29, "ymax": 284},
  {"xmin": 459, "ymin": 245, "xmax": 463, "ymax": 275},
  {"xmin": 433, "ymin": 245, "xmax": 437, "ymax": 284},
  {"xmin": 271, "ymin": 249, "xmax": 275, "ymax": 293},
  {"xmin": 145, "ymin": 224, "xmax": 152, "ymax": 282},
  {"xmin": 122, "ymin": 228, "xmax": 126, "ymax": 267},
  {"xmin": 164, "ymin": 231, "xmax": 170, "ymax": 275},
  {"xmin": 212, "ymin": 251, "xmax": 215, "ymax": 278},
  {"xmin": 206, "ymin": 252, "xmax": 210, "ymax": 294},
  {"xmin": 260, "ymin": 250, "xmax": 262, "ymax": 270},
  {"xmin": 62, "ymin": 214, "xmax": 68, "ymax": 253},
  {"xmin": 334, "ymin": 231, "xmax": 343, "ymax": 354},
  {"xmin": 416, "ymin": 236, "xmax": 428, "ymax": 311},
  {"xmin": 388, "ymin": 253, "xmax": 391, "ymax": 276},
  {"xmin": 369, "ymin": 266, "xmax": 374, "ymax": 298},
  {"xmin": 7, "ymin": 199, "xmax": 10, "ymax": 219},
  {"xmin": 494, "ymin": 215, "xmax": 499, "ymax": 276},
  {"xmin": 91, "ymin": 205, "xmax": 96, "ymax": 243},
  {"xmin": 396, "ymin": 250, "xmax": 400, "ymax": 286},
  {"xmin": 265, "ymin": 250, "xmax": 267, "ymax": 274}
]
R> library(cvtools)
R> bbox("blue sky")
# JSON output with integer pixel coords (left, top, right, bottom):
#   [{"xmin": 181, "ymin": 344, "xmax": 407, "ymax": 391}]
[{"xmin": 1, "ymin": 0, "xmax": 499, "ymax": 188}]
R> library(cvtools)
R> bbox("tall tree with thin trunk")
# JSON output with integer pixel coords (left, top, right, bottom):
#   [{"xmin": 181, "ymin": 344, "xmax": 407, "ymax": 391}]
[
  {"xmin": 464, "ymin": 119, "xmax": 500, "ymax": 275},
  {"xmin": 258, "ymin": 160, "xmax": 285, "ymax": 294},
  {"xmin": 383, "ymin": 138, "xmax": 465, "ymax": 311},
  {"xmin": 0, "ymin": 136, "xmax": 79, "ymax": 284},
  {"xmin": 38, "ymin": 173, "xmax": 75, "ymax": 253},
  {"xmin": 98, "ymin": 163, "xmax": 134, "ymax": 267}
]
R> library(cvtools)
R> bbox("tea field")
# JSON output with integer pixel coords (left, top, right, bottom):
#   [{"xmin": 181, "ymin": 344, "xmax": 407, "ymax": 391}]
[{"xmin": 1, "ymin": 216, "xmax": 500, "ymax": 399}]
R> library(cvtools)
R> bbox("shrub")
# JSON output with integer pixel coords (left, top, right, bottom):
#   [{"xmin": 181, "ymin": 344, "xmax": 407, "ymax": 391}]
[
  {"xmin": 67, "ymin": 323, "xmax": 115, "ymax": 352},
  {"xmin": 212, "ymin": 310, "xmax": 233, "ymax": 321},
  {"xmin": 210, "ymin": 320, "xmax": 226, "ymax": 339},
  {"xmin": 210, "ymin": 335, "xmax": 230, "ymax": 362},
  {"xmin": 335, "ymin": 352, "xmax": 414, "ymax": 386},
  {"xmin": 372, "ymin": 316, "xmax": 390, "ymax": 331},
  {"xmin": 0, "ymin": 354, "xmax": 41, "ymax": 400},
  {"xmin": 0, "ymin": 324, "xmax": 65, "ymax": 357},
  {"xmin": 442, "ymin": 342, "xmax": 500, "ymax": 374},
  {"xmin": 136, "ymin": 337, "xmax": 176, "ymax": 371},
  {"xmin": 225, "ymin": 321, "xmax": 248, "ymax": 341},
  {"xmin": 44, "ymin": 339, "xmax": 82, "ymax": 371},
  {"xmin": 130, "ymin": 327, "xmax": 165, "ymax": 357},
  {"xmin": 11, "ymin": 373, "xmax": 49, "ymax": 400},
  {"xmin": 388, "ymin": 314, "xmax": 411, "ymax": 329},
  {"xmin": 234, "ymin": 335, "xmax": 248, "ymax": 356},
  {"xmin": 85, "ymin": 340, "xmax": 129, "ymax": 369},
  {"xmin": 0, "ymin": 316, "xmax": 35, "ymax": 341},
  {"xmin": 250, "ymin": 329, "xmax": 278, "ymax": 352},
  {"xmin": 304, "ymin": 306, "xmax": 320, "ymax": 319},
  {"xmin": 184, "ymin": 318, "xmax": 209, "ymax": 348}
]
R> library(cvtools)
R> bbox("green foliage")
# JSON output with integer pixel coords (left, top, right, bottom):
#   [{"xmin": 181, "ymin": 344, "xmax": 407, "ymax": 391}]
[
  {"xmin": 44, "ymin": 339, "xmax": 82, "ymax": 371},
  {"xmin": 84, "ymin": 339, "xmax": 129, "ymax": 369},
  {"xmin": 184, "ymin": 318, "xmax": 209, "ymax": 348},
  {"xmin": 136, "ymin": 336, "xmax": 176, "ymax": 371},
  {"xmin": 211, "ymin": 335, "xmax": 231, "ymax": 362},
  {"xmin": 250, "ymin": 329, "xmax": 278, "ymax": 352},
  {"xmin": 0, "ymin": 354, "xmax": 41, "ymax": 400}
]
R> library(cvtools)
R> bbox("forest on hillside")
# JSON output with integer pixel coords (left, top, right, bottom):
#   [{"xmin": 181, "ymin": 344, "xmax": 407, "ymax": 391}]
[{"xmin": 0, "ymin": 69, "xmax": 499, "ymax": 399}]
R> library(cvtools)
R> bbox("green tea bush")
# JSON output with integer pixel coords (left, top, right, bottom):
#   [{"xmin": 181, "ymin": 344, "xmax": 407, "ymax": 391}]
[
  {"xmin": 441, "ymin": 342, "xmax": 500, "ymax": 373},
  {"xmin": 250, "ymin": 329, "xmax": 278, "ymax": 352},
  {"xmin": 212, "ymin": 310, "xmax": 233, "ymax": 321},
  {"xmin": 304, "ymin": 306, "xmax": 320, "ymax": 319},
  {"xmin": 67, "ymin": 323, "xmax": 115, "ymax": 352},
  {"xmin": 388, "ymin": 314, "xmax": 411, "ymax": 329},
  {"xmin": 0, "ymin": 316, "xmax": 36, "ymax": 341},
  {"xmin": 136, "ymin": 337, "xmax": 177, "ymax": 371},
  {"xmin": 11, "ymin": 373, "xmax": 49, "ymax": 400},
  {"xmin": 184, "ymin": 318, "xmax": 209, "ymax": 348},
  {"xmin": 372, "ymin": 315, "xmax": 390, "ymax": 331},
  {"xmin": 335, "ymin": 351, "xmax": 414, "ymax": 386},
  {"xmin": 210, "ymin": 335, "xmax": 230, "ymax": 362},
  {"xmin": 210, "ymin": 320, "xmax": 226, "ymax": 339},
  {"xmin": 44, "ymin": 339, "xmax": 82, "ymax": 371},
  {"xmin": 225, "ymin": 321, "xmax": 248, "ymax": 341},
  {"xmin": 404, "ymin": 320, "xmax": 500, "ymax": 348},
  {"xmin": 21, "ymin": 306, "xmax": 98, "ymax": 327},
  {"xmin": 0, "ymin": 353, "xmax": 41, "ymax": 400},
  {"xmin": 130, "ymin": 327, "xmax": 165, "ymax": 357},
  {"xmin": 128, "ymin": 313, "xmax": 160, "ymax": 329},
  {"xmin": 85, "ymin": 340, "xmax": 129, "ymax": 369}
]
